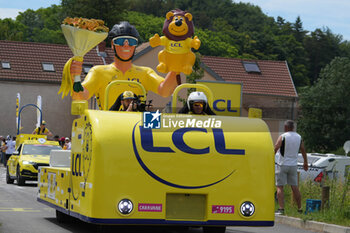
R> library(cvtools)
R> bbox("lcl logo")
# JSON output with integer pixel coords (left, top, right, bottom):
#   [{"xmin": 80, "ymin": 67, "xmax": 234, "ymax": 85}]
[
  {"xmin": 139, "ymin": 126, "xmax": 245, "ymax": 155},
  {"xmin": 132, "ymin": 122, "xmax": 240, "ymax": 189},
  {"xmin": 213, "ymin": 99, "xmax": 238, "ymax": 112},
  {"xmin": 170, "ymin": 43, "xmax": 183, "ymax": 47}
]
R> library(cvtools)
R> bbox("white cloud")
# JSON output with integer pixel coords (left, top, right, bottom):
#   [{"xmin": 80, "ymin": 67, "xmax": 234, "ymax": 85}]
[{"xmin": 0, "ymin": 8, "xmax": 24, "ymax": 19}]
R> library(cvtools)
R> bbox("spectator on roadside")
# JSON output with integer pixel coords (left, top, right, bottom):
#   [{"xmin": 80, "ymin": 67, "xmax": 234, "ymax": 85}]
[
  {"xmin": 63, "ymin": 137, "xmax": 71, "ymax": 150},
  {"xmin": 178, "ymin": 91, "xmax": 216, "ymax": 115},
  {"xmin": 59, "ymin": 137, "xmax": 65, "ymax": 148},
  {"xmin": 5, "ymin": 136, "xmax": 16, "ymax": 165},
  {"xmin": 0, "ymin": 136, "xmax": 6, "ymax": 165},
  {"xmin": 274, "ymin": 120, "xmax": 308, "ymax": 215},
  {"xmin": 32, "ymin": 120, "xmax": 53, "ymax": 138}
]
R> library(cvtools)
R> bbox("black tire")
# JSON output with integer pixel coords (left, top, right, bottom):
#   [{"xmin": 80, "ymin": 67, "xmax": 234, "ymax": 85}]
[
  {"xmin": 56, "ymin": 210, "xmax": 71, "ymax": 224},
  {"xmin": 203, "ymin": 226, "xmax": 226, "ymax": 233},
  {"xmin": 6, "ymin": 166, "xmax": 14, "ymax": 184},
  {"xmin": 16, "ymin": 166, "xmax": 25, "ymax": 186}
]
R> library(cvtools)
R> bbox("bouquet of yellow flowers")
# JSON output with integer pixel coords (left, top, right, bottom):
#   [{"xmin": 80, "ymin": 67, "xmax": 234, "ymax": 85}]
[{"xmin": 58, "ymin": 17, "xmax": 109, "ymax": 98}]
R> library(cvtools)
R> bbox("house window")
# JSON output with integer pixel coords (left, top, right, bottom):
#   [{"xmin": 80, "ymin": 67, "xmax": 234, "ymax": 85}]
[
  {"xmin": 42, "ymin": 63, "xmax": 55, "ymax": 72},
  {"xmin": 83, "ymin": 64, "xmax": 93, "ymax": 74},
  {"xmin": 242, "ymin": 61, "xmax": 261, "ymax": 74},
  {"xmin": 1, "ymin": 61, "xmax": 11, "ymax": 69}
]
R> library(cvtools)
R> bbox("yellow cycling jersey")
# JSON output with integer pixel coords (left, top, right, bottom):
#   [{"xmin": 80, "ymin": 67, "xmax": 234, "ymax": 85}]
[
  {"xmin": 82, "ymin": 63, "xmax": 164, "ymax": 109},
  {"xmin": 162, "ymin": 37, "xmax": 192, "ymax": 54}
]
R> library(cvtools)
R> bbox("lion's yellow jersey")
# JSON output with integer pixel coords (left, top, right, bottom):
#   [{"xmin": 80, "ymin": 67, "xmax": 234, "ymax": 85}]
[
  {"xmin": 82, "ymin": 63, "xmax": 164, "ymax": 109},
  {"xmin": 161, "ymin": 37, "xmax": 192, "ymax": 54}
]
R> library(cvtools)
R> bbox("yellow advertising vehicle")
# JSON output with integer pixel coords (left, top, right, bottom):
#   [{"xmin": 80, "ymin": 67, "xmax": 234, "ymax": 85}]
[
  {"xmin": 37, "ymin": 82, "xmax": 275, "ymax": 232},
  {"xmin": 6, "ymin": 134, "xmax": 62, "ymax": 186}
]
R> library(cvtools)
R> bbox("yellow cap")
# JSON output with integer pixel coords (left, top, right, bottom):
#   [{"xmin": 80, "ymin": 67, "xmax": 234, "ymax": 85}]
[
  {"xmin": 122, "ymin": 91, "xmax": 134, "ymax": 100},
  {"xmin": 41, "ymin": 120, "xmax": 46, "ymax": 125}
]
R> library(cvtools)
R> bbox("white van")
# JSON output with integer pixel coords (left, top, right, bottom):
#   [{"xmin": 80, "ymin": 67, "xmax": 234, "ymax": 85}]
[{"xmin": 297, "ymin": 153, "xmax": 350, "ymax": 183}]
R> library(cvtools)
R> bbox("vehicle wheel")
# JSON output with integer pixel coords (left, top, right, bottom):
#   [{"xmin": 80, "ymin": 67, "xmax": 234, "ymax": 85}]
[
  {"xmin": 56, "ymin": 210, "xmax": 71, "ymax": 224},
  {"xmin": 16, "ymin": 166, "xmax": 25, "ymax": 186},
  {"xmin": 203, "ymin": 226, "xmax": 226, "ymax": 233},
  {"xmin": 6, "ymin": 166, "xmax": 14, "ymax": 184}
]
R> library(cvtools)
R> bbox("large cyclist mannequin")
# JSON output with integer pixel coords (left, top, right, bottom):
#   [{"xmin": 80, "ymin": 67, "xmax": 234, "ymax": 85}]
[{"xmin": 70, "ymin": 21, "xmax": 178, "ymax": 109}]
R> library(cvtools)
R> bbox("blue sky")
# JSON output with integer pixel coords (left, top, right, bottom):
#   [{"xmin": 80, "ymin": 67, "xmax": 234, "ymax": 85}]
[
  {"xmin": 0, "ymin": 0, "xmax": 60, "ymax": 17},
  {"xmin": 0, "ymin": 0, "xmax": 349, "ymax": 41}
]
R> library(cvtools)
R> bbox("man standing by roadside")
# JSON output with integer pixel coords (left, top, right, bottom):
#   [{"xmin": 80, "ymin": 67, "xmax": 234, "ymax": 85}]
[
  {"xmin": 274, "ymin": 120, "xmax": 308, "ymax": 215},
  {"xmin": 5, "ymin": 136, "xmax": 16, "ymax": 166}
]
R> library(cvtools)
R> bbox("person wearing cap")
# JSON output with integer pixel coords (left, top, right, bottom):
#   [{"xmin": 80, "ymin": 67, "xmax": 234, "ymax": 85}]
[
  {"xmin": 179, "ymin": 91, "xmax": 216, "ymax": 115},
  {"xmin": 109, "ymin": 90, "xmax": 138, "ymax": 111},
  {"xmin": 70, "ymin": 21, "xmax": 178, "ymax": 110},
  {"xmin": 32, "ymin": 121, "xmax": 53, "ymax": 137},
  {"xmin": 63, "ymin": 137, "xmax": 71, "ymax": 150}
]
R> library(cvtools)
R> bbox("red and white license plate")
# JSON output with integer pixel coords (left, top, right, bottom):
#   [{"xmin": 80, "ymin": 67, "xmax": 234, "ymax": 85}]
[{"xmin": 212, "ymin": 205, "xmax": 234, "ymax": 214}]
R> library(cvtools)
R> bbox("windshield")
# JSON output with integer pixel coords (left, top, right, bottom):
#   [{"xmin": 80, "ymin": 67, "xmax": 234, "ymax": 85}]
[{"xmin": 22, "ymin": 144, "xmax": 62, "ymax": 156}]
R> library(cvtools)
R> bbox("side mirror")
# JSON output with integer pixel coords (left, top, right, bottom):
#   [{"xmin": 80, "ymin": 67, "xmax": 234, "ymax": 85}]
[{"xmin": 12, "ymin": 151, "xmax": 19, "ymax": 156}]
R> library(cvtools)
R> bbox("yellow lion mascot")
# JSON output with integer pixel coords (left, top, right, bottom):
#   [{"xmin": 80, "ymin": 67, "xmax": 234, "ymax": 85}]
[{"xmin": 149, "ymin": 9, "xmax": 201, "ymax": 75}]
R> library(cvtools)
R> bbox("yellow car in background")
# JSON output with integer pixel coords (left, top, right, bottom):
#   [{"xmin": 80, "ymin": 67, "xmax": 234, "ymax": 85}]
[{"xmin": 6, "ymin": 137, "xmax": 62, "ymax": 186}]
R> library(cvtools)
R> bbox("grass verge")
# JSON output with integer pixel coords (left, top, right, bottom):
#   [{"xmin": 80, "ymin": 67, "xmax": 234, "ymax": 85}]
[{"xmin": 278, "ymin": 174, "xmax": 350, "ymax": 227}]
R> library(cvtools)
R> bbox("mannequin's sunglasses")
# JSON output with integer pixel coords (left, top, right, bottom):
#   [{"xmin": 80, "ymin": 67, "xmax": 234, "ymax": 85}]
[{"xmin": 112, "ymin": 36, "xmax": 138, "ymax": 46}]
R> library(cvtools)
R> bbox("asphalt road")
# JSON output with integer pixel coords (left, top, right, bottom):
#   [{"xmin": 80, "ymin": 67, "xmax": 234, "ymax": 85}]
[{"xmin": 0, "ymin": 165, "xmax": 316, "ymax": 233}]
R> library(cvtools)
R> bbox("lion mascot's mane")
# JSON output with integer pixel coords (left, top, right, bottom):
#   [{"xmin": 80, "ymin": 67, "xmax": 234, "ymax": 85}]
[{"xmin": 162, "ymin": 9, "xmax": 194, "ymax": 41}]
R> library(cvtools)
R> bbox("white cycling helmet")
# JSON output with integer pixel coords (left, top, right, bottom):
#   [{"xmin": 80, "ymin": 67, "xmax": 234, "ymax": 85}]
[{"xmin": 187, "ymin": 91, "xmax": 208, "ymax": 109}]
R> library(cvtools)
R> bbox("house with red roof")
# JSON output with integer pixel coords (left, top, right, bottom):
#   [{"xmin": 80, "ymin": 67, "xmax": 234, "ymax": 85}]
[
  {"xmin": 200, "ymin": 56, "xmax": 298, "ymax": 140},
  {"xmin": 0, "ymin": 40, "xmax": 298, "ymax": 141}
]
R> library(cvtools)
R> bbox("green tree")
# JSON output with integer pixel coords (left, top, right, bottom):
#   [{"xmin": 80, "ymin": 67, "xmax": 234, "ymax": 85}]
[
  {"xmin": 339, "ymin": 40, "xmax": 350, "ymax": 58},
  {"xmin": 196, "ymin": 28, "xmax": 239, "ymax": 57},
  {"xmin": 0, "ymin": 18, "xmax": 25, "ymax": 41},
  {"xmin": 127, "ymin": 0, "xmax": 173, "ymax": 17},
  {"xmin": 124, "ymin": 11, "xmax": 163, "ymax": 43},
  {"xmin": 274, "ymin": 34, "xmax": 309, "ymax": 87},
  {"xmin": 304, "ymin": 28, "xmax": 343, "ymax": 84},
  {"xmin": 298, "ymin": 57, "xmax": 350, "ymax": 152},
  {"xmin": 16, "ymin": 9, "xmax": 44, "ymax": 41},
  {"xmin": 292, "ymin": 16, "xmax": 307, "ymax": 44},
  {"xmin": 15, "ymin": 5, "xmax": 65, "ymax": 43}
]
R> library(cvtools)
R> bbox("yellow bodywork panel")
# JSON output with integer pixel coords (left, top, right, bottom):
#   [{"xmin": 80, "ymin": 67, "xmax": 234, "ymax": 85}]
[
  {"xmin": 38, "ymin": 167, "xmax": 70, "ymax": 210},
  {"xmin": 38, "ymin": 110, "xmax": 275, "ymax": 226},
  {"xmin": 16, "ymin": 134, "xmax": 47, "ymax": 147}
]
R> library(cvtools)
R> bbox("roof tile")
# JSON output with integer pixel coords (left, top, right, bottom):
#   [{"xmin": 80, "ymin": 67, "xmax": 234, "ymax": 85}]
[
  {"xmin": 201, "ymin": 56, "xmax": 297, "ymax": 97},
  {"xmin": 0, "ymin": 40, "xmax": 144, "ymax": 84}
]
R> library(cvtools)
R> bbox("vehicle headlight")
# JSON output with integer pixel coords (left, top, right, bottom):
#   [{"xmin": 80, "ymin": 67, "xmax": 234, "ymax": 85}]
[
  {"xmin": 117, "ymin": 199, "xmax": 133, "ymax": 215},
  {"xmin": 22, "ymin": 161, "xmax": 35, "ymax": 165},
  {"xmin": 240, "ymin": 201, "xmax": 255, "ymax": 217}
]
